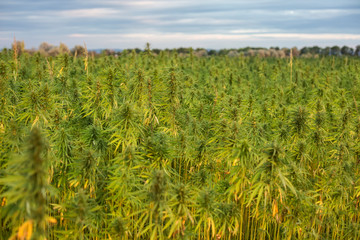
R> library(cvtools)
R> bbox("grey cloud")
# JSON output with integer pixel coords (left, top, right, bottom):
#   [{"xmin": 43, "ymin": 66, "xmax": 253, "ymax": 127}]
[{"xmin": 0, "ymin": 0, "xmax": 359, "ymax": 49}]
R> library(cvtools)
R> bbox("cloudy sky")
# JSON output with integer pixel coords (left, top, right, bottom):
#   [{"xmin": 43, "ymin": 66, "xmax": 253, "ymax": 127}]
[{"xmin": 0, "ymin": 0, "xmax": 360, "ymax": 49}]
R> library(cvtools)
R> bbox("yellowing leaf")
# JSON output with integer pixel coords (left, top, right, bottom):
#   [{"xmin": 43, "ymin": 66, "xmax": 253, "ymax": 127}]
[
  {"xmin": 57, "ymin": 67, "xmax": 64, "ymax": 77},
  {"xmin": 31, "ymin": 115, "xmax": 39, "ymax": 129},
  {"xmin": 272, "ymin": 199, "xmax": 278, "ymax": 218},
  {"xmin": 17, "ymin": 220, "xmax": 33, "ymax": 240},
  {"xmin": 47, "ymin": 216, "xmax": 57, "ymax": 224}
]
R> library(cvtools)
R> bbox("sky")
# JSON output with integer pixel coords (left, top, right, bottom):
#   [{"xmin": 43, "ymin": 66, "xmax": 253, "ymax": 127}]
[{"xmin": 0, "ymin": 0, "xmax": 360, "ymax": 50}]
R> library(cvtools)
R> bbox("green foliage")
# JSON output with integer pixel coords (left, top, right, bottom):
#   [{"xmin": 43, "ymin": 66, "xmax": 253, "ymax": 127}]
[
  {"xmin": 0, "ymin": 127, "xmax": 53, "ymax": 240},
  {"xmin": 0, "ymin": 51, "xmax": 360, "ymax": 239}
]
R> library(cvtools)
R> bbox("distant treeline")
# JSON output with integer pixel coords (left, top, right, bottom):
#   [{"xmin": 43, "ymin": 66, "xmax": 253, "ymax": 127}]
[{"xmin": 8, "ymin": 40, "xmax": 360, "ymax": 58}]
